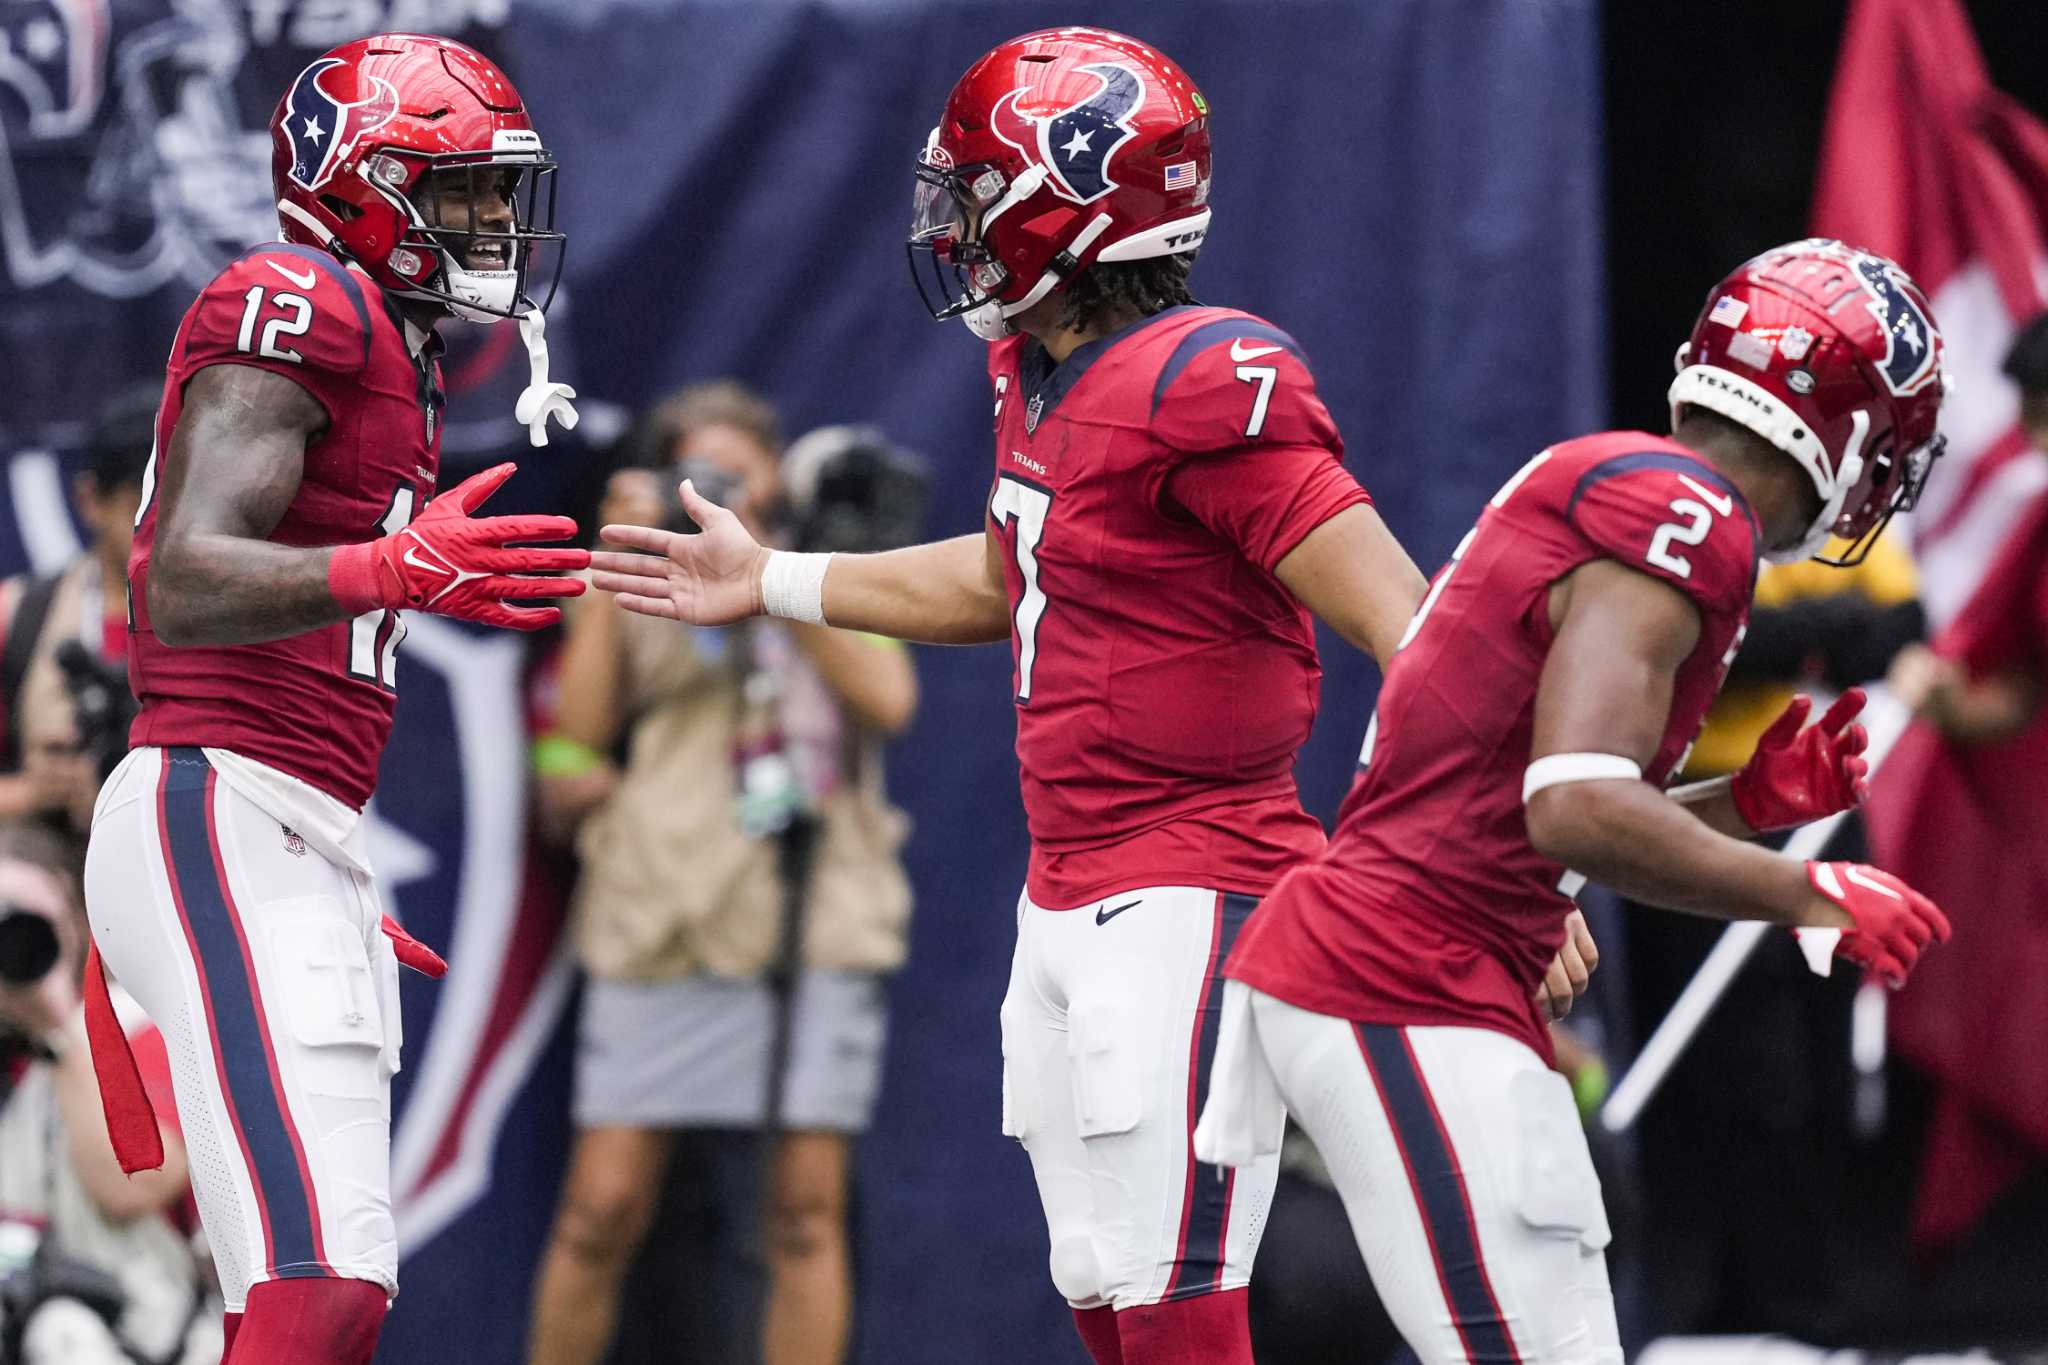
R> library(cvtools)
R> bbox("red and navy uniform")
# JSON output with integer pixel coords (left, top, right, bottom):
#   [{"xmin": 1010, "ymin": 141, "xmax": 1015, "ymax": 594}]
[
  {"xmin": 128, "ymin": 242, "xmax": 443, "ymax": 809},
  {"xmin": 1227, "ymin": 433, "xmax": 1760, "ymax": 1063},
  {"xmin": 986, "ymin": 304, "xmax": 1369, "ymax": 909}
]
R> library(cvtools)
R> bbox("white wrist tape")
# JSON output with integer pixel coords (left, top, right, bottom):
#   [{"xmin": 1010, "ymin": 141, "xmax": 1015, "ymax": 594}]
[
  {"xmin": 760, "ymin": 550, "xmax": 833, "ymax": 626},
  {"xmin": 1522, "ymin": 752, "xmax": 1643, "ymax": 803}
]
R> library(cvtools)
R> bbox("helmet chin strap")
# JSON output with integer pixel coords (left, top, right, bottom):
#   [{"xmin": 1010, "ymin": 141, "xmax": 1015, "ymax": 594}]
[
  {"xmin": 960, "ymin": 212, "xmax": 1118, "ymax": 343},
  {"xmin": 1768, "ymin": 409, "xmax": 1867, "ymax": 564},
  {"xmin": 277, "ymin": 198, "xmax": 336, "ymax": 245}
]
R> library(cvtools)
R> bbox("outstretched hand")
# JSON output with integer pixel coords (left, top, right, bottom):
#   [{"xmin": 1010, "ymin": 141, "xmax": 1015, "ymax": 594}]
[{"xmin": 590, "ymin": 480, "xmax": 770, "ymax": 625}]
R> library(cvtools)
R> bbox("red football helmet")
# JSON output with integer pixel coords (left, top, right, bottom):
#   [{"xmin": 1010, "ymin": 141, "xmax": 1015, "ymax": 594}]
[
  {"xmin": 269, "ymin": 33, "xmax": 562, "ymax": 323},
  {"xmin": 1670, "ymin": 239, "xmax": 1948, "ymax": 564},
  {"xmin": 910, "ymin": 27, "xmax": 1212, "ymax": 339}
]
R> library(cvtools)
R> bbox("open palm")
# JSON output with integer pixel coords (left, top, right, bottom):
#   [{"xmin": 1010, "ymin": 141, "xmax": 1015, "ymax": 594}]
[{"xmin": 589, "ymin": 480, "xmax": 767, "ymax": 625}]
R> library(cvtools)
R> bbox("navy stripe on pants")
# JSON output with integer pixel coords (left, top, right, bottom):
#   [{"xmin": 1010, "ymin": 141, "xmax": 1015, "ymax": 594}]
[
  {"xmin": 1355, "ymin": 1024, "xmax": 1520, "ymax": 1362},
  {"xmin": 160, "ymin": 747, "xmax": 328, "ymax": 1276},
  {"xmin": 1164, "ymin": 891, "xmax": 1258, "ymax": 1300}
]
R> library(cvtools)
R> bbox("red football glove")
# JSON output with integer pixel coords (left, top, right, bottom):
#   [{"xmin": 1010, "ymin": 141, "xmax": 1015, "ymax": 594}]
[
  {"xmin": 1806, "ymin": 860, "xmax": 1950, "ymax": 988},
  {"xmin": 1730, "ymin": 689, "xmax": 1871, "ymax": 833},
  {"xmin": 380, "ymin": 914, "xmax": 447, "ymax": 979},
  {"xmin": 329, "ymin": 462, "xmax": 587, "ymax": 631}
]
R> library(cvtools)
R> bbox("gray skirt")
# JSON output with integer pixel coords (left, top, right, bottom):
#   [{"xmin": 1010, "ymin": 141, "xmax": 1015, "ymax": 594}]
[{"xmin": 573, "ymin": 969, "xmax": 890, "ymax": 1133}]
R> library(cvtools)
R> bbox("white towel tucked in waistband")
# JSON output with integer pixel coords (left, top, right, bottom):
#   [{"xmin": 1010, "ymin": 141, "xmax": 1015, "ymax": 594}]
[{"xmin": 1193, "ymin": 979, "xmax": 1287, "ymax": 1169}]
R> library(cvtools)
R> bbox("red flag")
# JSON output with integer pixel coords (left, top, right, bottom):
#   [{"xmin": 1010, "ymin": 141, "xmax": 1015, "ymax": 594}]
[
  {"xmin": 1815, "ymin": 0, "xmax": 2048, "ymax": 1249},
  {"xmin": 1813, "ymin": 0, "xmax": 2048, "ymax": 622}
]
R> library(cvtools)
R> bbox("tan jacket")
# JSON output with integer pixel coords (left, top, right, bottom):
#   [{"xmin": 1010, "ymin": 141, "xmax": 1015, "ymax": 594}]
[{"xmin": 571, "ymin": 606, "xmax": 913, "ymax": 981}]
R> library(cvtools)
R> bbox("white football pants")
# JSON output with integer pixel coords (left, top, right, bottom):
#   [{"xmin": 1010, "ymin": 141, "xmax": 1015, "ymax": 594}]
[
  {"xmin": 999, "ymin": 884, "xmax": 1279, "ymax": 1311},
  {"xmin": 84, "ymin": 747, "xmax": 401, "ymax": 1311},
  {"xmin": 1243, "ymin": 985, "xmax": 1621, "ymax": 1363}
]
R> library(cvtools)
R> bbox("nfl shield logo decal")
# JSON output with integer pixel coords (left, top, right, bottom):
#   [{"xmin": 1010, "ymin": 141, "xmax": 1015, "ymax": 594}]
[{"xmin": 1025, "ymin": 391, "xmax": 1045, "ymax": 434}]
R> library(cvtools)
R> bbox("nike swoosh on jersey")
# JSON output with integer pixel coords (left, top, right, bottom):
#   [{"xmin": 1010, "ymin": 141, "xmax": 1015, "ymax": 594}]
[
  {"xmin": 1094, "ymin": 898, "xmax": 1143, "ymax": 926},
  {"xmin": 1676, "ymin": 473, "xmax": 1735, "ymax": 518},
  {"xmin": 268, "ymin": 260, "xmax": 318, "ymax": 291},
  {"xmin": 1228, "ymin": 339, "xmax": 1284, "ymax": 363}
]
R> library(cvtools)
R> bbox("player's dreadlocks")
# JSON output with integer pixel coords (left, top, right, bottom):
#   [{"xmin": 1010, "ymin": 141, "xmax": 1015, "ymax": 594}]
[{"xmin": 1059, "ymin": 253, "xmax": 1199, "ymax": 333}]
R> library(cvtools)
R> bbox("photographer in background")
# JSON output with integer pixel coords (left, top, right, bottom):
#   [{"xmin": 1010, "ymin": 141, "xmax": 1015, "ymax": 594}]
[
  {"xmin": 527, "ymin": 383, "xmax": 924, "ymax": 1365},
  {"xmin": 0, "ymin": 389, "xmax": 151, "ymax": 842},
  {"xmin": 0, "ymin": 822, "xmax": 209, "ymax": 1365}
]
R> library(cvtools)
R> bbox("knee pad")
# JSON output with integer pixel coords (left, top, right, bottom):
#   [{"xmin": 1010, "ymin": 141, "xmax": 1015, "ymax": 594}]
[
  {"xmin": 232, "ymin": 1278, "xmax": 388, "ymax": 1365},
  {"xmin": 1049, "ymin": 1233, "xmax": 1108, "ymax": 1306}
]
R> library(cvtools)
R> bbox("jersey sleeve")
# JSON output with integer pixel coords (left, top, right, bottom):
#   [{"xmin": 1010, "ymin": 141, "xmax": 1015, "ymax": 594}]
[
  {"xmin": 1152, "ymin": 322, "xmax": 1365, "ymax": 569},
  {"xmin": 1567, "ymin": 460, "xmax": 1760, "ymax": 614},
  {"xmin": 172, "ymin": 247, "xmax": 374, "ymax": 426}
]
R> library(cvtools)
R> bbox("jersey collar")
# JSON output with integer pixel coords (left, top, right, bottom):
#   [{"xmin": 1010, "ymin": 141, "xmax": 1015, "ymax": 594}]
[{"xmin": 1018, "ymin": 304, "xmax": 1201, "ymax": 430}]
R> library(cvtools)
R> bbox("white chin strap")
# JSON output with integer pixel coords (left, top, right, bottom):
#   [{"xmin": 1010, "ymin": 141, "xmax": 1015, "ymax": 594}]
[
  {"xmin": 1668, "ymin": 363, "xmax": 1863, "ymax": 563},
  {"xmin": 960, "ymin": 210, "xmax": 1122, "ymax": 342}
]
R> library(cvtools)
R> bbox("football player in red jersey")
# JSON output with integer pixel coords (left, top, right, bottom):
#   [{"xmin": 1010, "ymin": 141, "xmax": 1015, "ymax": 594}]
[
  {"xmin": 78, "ymin": 34, "xmax": 585, "ymax": 1365},
  {"xmin": 1198, "ymin": 240, "xmax": 1956, "ymax": 1362},
  {"xmin": 588, "ymin": 27, "xmax": 1452, "ymax": 1365}
]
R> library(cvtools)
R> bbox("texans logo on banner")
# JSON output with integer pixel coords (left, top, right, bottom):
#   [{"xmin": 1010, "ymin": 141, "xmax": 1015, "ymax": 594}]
[
  {"xmin": 991, "ymin": 62, "xmax": 1143, "ymax": 205},
  {"xmin": 281, "ymin": 55, "xmax": 399, "ymax": 191}
]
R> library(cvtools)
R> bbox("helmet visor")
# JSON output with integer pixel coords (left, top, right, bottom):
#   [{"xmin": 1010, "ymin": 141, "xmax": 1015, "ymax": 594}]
[{"xmin": 907, "ymin": 158, "xmax": 1010, "ymax": 321}]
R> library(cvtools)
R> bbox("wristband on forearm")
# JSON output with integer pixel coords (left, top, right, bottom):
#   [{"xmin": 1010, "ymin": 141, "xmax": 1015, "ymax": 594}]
[
  {"xmin": 760, "ymin": 551, "xmax": 833, "ymax": 626},
  {"xmin": 327, "ymin": 541, "xmax": 390, "ymax": 615}
]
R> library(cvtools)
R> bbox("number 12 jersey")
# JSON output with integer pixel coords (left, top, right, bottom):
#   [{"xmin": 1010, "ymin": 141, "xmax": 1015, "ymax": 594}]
[
  {"xmin": 984, "ymin": 304, "xmax": 1369, "ymax": 910},
  {"xmin": 128, "ymin": 244, "xmax": 444, "ymax": 810}
]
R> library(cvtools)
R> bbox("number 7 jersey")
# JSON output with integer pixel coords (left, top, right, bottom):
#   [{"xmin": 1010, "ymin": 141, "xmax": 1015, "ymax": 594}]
[
  {"xmin": 984, "ymin": 305, "xmax": 1370, "ymax": 909},
  {"xmin": 127, "ymin": 244, "xmax": 444, "ymax": 810},
  {"xmin": 1227, "ymin": 432, "xmax": 1760, "ymax": 1063}
]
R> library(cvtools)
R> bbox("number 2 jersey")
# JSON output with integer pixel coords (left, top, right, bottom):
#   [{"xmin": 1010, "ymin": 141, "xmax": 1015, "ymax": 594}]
[
  {"xmin": 1226, "ymin": 433, "xmax": 1761, "ymax": 1062},
  {"xmin": 985, "ymin": 304, "xmax": 1370, "ymax": 909},
  {"xmin": 127, "ymin": 243, "xmax": 443, "ymax": 810}
]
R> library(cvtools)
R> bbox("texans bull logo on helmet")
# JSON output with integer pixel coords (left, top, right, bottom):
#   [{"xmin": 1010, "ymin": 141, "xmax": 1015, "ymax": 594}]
[
  {"xmin": 991, "ymin": 62, "xmax": 1144, "ymax": 205},
  {"xmin": 281, "ymin": 56, "xmax": 400, "ymax": 193},
  {"xmin": 1850, "ymin": 254, "xmax": 1941, "ymax": 397}
]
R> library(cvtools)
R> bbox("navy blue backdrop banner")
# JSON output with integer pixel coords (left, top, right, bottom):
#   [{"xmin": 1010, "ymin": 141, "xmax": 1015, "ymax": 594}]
[{"xmin": 0, "ymin": 2, "xmax": 1602, "ymax": 1361}]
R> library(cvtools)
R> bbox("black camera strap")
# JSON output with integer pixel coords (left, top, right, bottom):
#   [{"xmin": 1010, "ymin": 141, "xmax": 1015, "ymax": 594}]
[{"xmin": 0, "ymin": 573, "xmax": 63, "ymax": 774}]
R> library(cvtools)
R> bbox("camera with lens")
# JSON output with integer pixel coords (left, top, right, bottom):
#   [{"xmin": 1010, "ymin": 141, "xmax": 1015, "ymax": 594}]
[
  {"xmin": 782, "ymin": 426, "xmax": 930, "ymax": 555},
  {"xmin": 652, "ymin": 459, "xmax": 746, "ymax": 536},
  {"xmin": 52, "ymin": 642, "xmax": 135, "ymax": 787},
  {"xmin": 0, "ymin": 1229, "xmax": 127, "ymax": 1365},
  {"xmin": 0, "ymin": 906, "xmax": 58, "ymax": 992}
]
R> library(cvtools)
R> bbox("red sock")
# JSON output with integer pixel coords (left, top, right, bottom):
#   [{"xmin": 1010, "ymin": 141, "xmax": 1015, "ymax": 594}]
[
  {"xmin": 229, "ymin": 1278, "xmax": 388, "ymax": 1365},
  {"xmin": 222, "ymin": 1310, "xmax": 242, "ymax": 1361},
  {"xmin": 1116, "ymin": 1287, "xmax": 1253, "ymax": 1365},
  {"xmin": 1071, "ymin": 1305, "xmax": 1124, "ymax": 1364}
]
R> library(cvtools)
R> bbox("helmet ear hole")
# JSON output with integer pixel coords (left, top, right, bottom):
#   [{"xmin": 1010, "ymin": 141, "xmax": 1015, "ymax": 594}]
[{"xmin": 320, "ymin": 195, "xmax": 363, "ymax": 222}]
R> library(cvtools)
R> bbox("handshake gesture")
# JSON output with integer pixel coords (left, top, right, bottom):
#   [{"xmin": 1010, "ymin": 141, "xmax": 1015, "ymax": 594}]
[{"xmin": 329, "ymin": 462, "xmax": 589, "ymax": 631}]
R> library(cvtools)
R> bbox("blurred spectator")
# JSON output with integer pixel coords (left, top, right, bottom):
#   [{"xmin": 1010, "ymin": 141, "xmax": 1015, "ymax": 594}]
[
  {"xmin": 1620, "ymin": 533, "xmax": 1922, "ymax": 1336},
  {"xmin": 0, "ymin": 822, "xmax": 215, "ymax": 1365},
  {"xmin": 0, "ymin": 390, "xmax": 152, "ymax": 842},
  {"xmin": 526, "ymin": 383, "xmax": 919, "ymax": 1365},
  {"xmin": 1888, "ymin": 311, "xmax": 2048, "ymax": 740}
]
